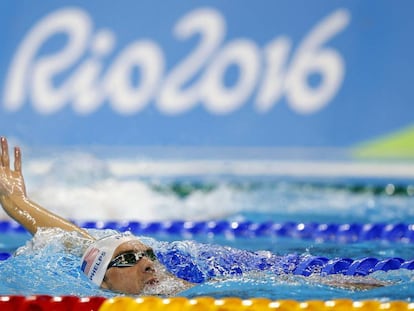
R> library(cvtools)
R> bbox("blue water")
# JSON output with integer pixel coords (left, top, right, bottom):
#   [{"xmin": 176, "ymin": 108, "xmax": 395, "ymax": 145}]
[
  {"xmin": 1, "ymin": 226, "xmax": 414, "ymax": 300},
  {"xmin": 0, "ymin": 151, "xmax": 413, "ymax": 300}
]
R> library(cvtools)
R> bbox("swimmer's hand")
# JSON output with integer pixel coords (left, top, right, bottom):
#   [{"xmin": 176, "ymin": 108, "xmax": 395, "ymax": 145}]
[{"xmin": 0, "ymin": 137, "xmax": 26, "ymax": 199}]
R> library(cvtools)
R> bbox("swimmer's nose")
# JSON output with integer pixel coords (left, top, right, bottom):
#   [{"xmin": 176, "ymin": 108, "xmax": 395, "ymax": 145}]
[{"xmin": 141, "ymin": 258, "xmax": 155, "ymax": 274}]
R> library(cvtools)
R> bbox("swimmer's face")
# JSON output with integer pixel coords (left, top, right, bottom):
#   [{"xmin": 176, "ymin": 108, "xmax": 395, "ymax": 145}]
[{"xmin": 101, "ymin": 240, "xmax": 157, "ymax": 294}]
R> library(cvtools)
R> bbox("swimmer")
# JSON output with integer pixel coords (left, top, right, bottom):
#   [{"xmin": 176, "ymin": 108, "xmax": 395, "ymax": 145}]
[
  {"xmin": 0, "ymin": 137, "xmax": 387, "ymax": 295},
  {"xmin": 0, "ymin": 136, "xmax": 191, "ymax": 294}
]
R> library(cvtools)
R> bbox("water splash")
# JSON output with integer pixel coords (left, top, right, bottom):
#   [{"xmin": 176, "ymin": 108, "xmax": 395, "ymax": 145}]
[{"xmin": 2, "ymin": 150, "xmax": 414, "ymax": 223}]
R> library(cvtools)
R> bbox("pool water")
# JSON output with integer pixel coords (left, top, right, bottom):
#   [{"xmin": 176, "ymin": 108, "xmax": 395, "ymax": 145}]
[{"xmin": 0, "ymin": 151, "xmax": 413, "ymax": 301}]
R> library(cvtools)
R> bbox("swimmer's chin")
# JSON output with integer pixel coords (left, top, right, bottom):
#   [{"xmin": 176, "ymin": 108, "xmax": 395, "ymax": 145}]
[{"xmin": 141, "ymin": 273, "xmax": 195, "ymax": 296}]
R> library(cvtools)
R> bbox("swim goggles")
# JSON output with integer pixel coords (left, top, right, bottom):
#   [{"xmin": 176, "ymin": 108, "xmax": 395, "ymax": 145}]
[{"xmin": 107, "ymin": 249, "xmax": 157, "ymax": 269}]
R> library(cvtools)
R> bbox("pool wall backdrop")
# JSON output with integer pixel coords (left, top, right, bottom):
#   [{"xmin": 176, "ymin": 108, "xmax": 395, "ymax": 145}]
[
  {"xmin": 0, "ymin": 1, "xmax": 413, "ymax": 157},
  {"xmin": 1, "ymin": 1, "xmax": 414, "ymax": 309}
]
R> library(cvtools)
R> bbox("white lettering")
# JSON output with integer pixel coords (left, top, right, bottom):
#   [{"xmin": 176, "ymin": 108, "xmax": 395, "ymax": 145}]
[
  {"xmin": 105, "ymin": 40, "xmax": 164, "ymax": 115},
  {"xmin": 70, "ymin": 29, "xmax": 114, "ymax": 115},
  {"xmin": 3, "ymin": 7, "xmax": 350, "ymax": 116},
  {"xmin": 284, "ymin": 9, "xmax": 350, "ymax": 114},
  {"xmin": 156, "ymin": 8, "xmax": 224, "ymax": 114},
  {"xmin": 4, "ymin": 8, "xmax": 91, "ymax": 114},
  {"xmin": 202, "ymin": 39, "xmax": 260, "ymax": 114},
  {"xmin": 255, "ymin": 37, "xmax": 291, "ymax": 113}
]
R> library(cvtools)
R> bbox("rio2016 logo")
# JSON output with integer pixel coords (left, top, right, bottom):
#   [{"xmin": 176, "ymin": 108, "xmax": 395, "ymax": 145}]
[{"xmin": 3, "ymin": 7, "xmax": 350, "ymax": 116}]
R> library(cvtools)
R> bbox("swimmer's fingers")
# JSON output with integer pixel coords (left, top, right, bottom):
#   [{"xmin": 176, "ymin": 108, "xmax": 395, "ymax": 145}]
[
  {"xmin": 14, "ymin": 147, "xmax": 22, "ymax": 174},
  {"xmin": 1, "ymin": 137, "xmax": 10, "ymax": 170}
]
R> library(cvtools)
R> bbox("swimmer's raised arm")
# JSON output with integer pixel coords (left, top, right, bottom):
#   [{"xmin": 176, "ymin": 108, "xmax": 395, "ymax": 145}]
[{"xmin": 0, "ymin": 137, "xmax": 94, "ymax": 240}]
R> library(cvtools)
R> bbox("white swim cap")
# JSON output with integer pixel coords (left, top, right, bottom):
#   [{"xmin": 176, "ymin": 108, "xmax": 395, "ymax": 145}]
[{"xmin": 80, "ymin": 232, "xmax": 137, "ymax": 286}]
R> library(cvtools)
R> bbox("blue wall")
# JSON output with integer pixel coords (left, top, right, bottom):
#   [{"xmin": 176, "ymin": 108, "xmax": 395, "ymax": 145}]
[{"xmin": 0, "ymin": 1, "xmax": 412, "ymax": 147}]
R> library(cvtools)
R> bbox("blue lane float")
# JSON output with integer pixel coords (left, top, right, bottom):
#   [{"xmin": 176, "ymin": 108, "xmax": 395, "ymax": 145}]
[
  {"xmin": 1, "ymin": 220, "xmax": 414, "ymax": 242},
  {"xmin": 293, "ymin": 256, "xmax": 414, "ymax": 276},
  {"xmin": 0, "ymin": 250, "xmax": 412, "ymax": 277},
  {"xmin": 77, "ymin": 221, "xmax": 414, "ymax": 242}
]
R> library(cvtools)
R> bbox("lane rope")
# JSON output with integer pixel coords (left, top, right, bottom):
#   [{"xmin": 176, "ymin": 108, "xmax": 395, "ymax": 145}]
[
  {"xmin": 0, "ymin": 251, "xmax": 412, "ymax": 276},
  {"xmin": 0, "ymin": 296, "xmax": 413, "ymax": 310},
  {"xmin": 0, "ymin": 220, "xmax": 413, "ymax": 242}
]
